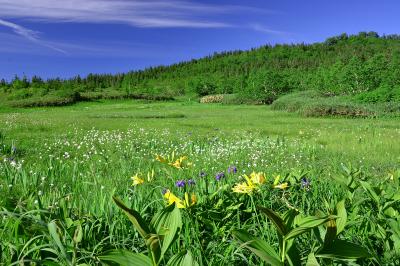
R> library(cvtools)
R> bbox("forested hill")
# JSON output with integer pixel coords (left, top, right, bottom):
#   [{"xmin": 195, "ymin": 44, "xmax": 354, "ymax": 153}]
[{"xmin": 2, "ymin": 31, "xmax": 400, "ymax": 107}]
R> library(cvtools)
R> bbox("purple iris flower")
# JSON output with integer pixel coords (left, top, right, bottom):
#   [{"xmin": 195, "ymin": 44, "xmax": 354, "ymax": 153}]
[
  {"xmin": 228, "ymin": 165, "xmax": 237, "ymax": 174},
  {"xmin": 215, "ymin": 172, "xmax": 225, "ymax": 181},
  {"xmin": 301, "ymin": 178, "xmax": 311, "ymax": 190},
  {"xmin": 175, "ymin": 180, "xmax": 186, "ymax": 188},
  {"xmin": 162, "ymin": 188, "xmax": 168, "ymax": 195},
  {"xmin": 199, "ymin": 171, "xmax": 207, "ymax": 178},
  {"xmin": 188, "ymin": 179, "xmax": 196, "ymax": 186}
]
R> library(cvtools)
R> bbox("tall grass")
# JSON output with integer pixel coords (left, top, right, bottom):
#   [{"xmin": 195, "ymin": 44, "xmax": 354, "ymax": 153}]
[{"xmin": 0, "ymin": 101, "xmax": 399, "ymax": 265}]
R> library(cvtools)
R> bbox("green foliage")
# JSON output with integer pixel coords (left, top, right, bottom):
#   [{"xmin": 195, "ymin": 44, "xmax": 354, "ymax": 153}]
[
  {"xmin": 271, "ymin": 90, "xmax": 400, "ymax": 117},
  {"xmin": 2, "ymin": 32, "xmax": 400, "ymax": 108},
  {"xmin": 0, "ymin": 101, "xmax": 399, "ymax": 265},
  {"xmin": 109, "ymin": 197, "xmax": 184, "ymax": 265}
]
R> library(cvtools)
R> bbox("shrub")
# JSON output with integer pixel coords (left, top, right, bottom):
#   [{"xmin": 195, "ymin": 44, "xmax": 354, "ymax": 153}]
[{"xmin": 199, "ymin": 94, "xmax": 224, "ymax": 103}]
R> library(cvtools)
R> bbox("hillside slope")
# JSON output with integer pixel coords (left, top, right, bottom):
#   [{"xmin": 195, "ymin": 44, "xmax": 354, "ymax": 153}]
[{"xmin": 1, "ymin": 31, "xmax": 400, "ymax": 108}]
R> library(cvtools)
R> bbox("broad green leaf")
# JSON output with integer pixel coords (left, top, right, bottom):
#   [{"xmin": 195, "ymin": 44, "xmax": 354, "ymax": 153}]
[
  {"xmin": 285, "ymin": 242, "xmax": 301, "ymax": 266},
  {"xmin": 335, "ymin": 200, "xmax": 347, "ymax": 235},
  {"xmin": 359, "ymin": 181, "xmax": 380, "ymax": 205},
  {"xmin": 73, "ymin": 224, "xmax": 83, "ymax": 244},
  {"xmin": 99, "ymin": 249, "xmax": 153, "ymax": 266},
  {"xmin": 151, "ymin": 203, "xmax": 182, "ymax": 260},
  {"xmin": 112, "ymin": 196, "xmax": 151, "ymax": 239},
  {"xmin": 167, "ymin": 250, "xmax": 199, "ymax": 266},
  {"xmin": 316, "ymin": 240, "xmax": 373, "ymax": 259},
  {"xmin": 282, "ymin": 209, "xmax": 299, "ymax": 230},
  {"xmin": 258, "ymin": 206, "xmax": 288, "ymax": 235},
  {"xmin": 47, "ymin": 221, "xmax": 69, "ymax": 261},
  {"xmin": 323, "ymin": 219, "xmax": 337, "ymax": 246},
  {"xmin": 306, "ymin": 253, "xmax": 320, "ymax": 266},
  {"xmin": 145, "ymin": 233, "xmax": 161, "ymax": 254},
  {"xmin": 232, "ymin": 229, "xmax": 282, "ymax": 266},
  {"xmin": 42, "ymin": 261, "xmax": 62, "ymax": 266},
  {"xmin": 296, "ymin": 215, "xmax": 335, "ymax": 227},
  {"xmin": 284, "ymin": 216, "xmax": 334, "ymax": 241}
]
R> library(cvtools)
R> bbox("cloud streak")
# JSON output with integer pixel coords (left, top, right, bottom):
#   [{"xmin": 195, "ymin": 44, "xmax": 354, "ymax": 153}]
[
  {"xmin": 0, "ymin": 18, "xmax": 67, "ymax": 53},
  {"xmin": 0, "ymin": 0, "xmax": 237, "ymax": 28},
  {"xmin": 0, "ymin": 1, "xmax": 285, "ymax": 54}
]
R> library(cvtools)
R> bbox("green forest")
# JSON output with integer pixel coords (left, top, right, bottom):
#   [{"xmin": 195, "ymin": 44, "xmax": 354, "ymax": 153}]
[{"xmin": 1, "ymin": 31, "xmax": 400, "ymax": 109}]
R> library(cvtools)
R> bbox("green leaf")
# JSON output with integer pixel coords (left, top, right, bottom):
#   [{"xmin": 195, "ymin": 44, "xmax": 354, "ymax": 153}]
[
  {"xmin": 359, "ymin": 181, "xmax": 380, "ymax": 205},
  {"xmin": 284, "ymin": 216, "xmax": 335, "ymax": 241},
  {"xmin": 257, "ymin": 206, "xmax": 288, "ymax": 235},
  {"xmin": 323, "ymin": 219, "xmax": 337, "ymax": 246},
  {"xmin": 73, "ymin": 223, "xmax": 83, "ymax": 244},
  {"xmin": 285, "ymin": 242, "xmax": 301, "ymax": 266},
  {"xmin": 316, "ymin": 240, "xmax": 373, "ymax": 259},
  {"xmin": 282, "ymin": 209, "xmax": 299, "ymax": 230},
  {"xmin": 47, "ymin": 221, "xmax": 69, "ymax": 261},
  {"xmin": 335, "ymin": 200, "xmax": 347, "ymax": 235},
  {"xmin": 306, "ymin": 253, "xmax": 320, "ymax": 266},
  {"xmin": 232, "ymin": 229, "xmax": 282, "ymax": 266},
  {"xmin": 167, "ymin": 250, "xmax": 199, "ymax": 266},
  {"xmin": 112, "ymin": 196, "xmax": 152, "ymax": 239},
  {"xmin": 99, "ymin": 250, "xmax": 153, "ymax": 266},
  {"xmin": 151, "ymin": 203, "xmax": 182, "ymax": 260}
]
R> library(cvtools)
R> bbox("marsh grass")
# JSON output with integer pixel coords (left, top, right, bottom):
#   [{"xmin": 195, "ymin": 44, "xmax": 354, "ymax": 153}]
[{"xmin": 0, "ymin": 100, "xmax": 399, "ymax": 265}]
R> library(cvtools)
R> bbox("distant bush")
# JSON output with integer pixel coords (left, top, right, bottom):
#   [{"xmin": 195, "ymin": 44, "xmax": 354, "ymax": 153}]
[
  {"xmin": 271, "ymin": 91, "xmax": 400, "ymax": 117},
  {"xmin": 199, "ymin": 94, "xmax": 224, "ymax": 103},
  {"xmin": 355, "ymin": 85, "xmax": 400, "ymax": 103}
]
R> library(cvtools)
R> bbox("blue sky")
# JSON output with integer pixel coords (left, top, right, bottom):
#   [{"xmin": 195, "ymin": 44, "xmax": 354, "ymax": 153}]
[{"xmin": 0, "ymin": 0, "xmax": 399, "ymax": 80}]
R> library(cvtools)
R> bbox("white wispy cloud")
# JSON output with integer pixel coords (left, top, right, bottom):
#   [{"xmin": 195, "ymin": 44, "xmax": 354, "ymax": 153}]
[
  {"xmin": 0, "ymin": 18, "xmax": 38, "ymax": 41},
  {"xmin": 0, "ymin": 18, "xmax": 67, "ymax": 53},
  {"xmin": 250, "ymin": 24, "xmax": 288, "ymax": 35},
  {"xmin": 0, "ymin": 1, "xmax": 285, "ymax": 54},
  {"xmin": 0, "ymin": 0, "xmax": 235, "ymax": 28}
]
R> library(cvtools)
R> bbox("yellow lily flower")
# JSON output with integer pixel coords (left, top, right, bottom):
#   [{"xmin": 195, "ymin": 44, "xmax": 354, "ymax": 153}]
[
  {"xmin": 155, "ymin": 153, "xmax": 192, "ymax": 169},
  {"xmin": 163, "ymin": 189, "xmax": 185, "ymax": 208},
  {"xmin": 248, "ymin": 172, "xmax": 266, "ymax": 184},
  {"xmin": 183, "ymin": 192, "xmax": 197, "ymax": 208},
  {"xmin": 273, "ymin": 182, "xmax": 289, "ymax": 190},
  {"xmin": 169, "ymin": 156, "xmax": 193, "ymax": 169},
  {"xmin": 155, "ymin": 154, "xmax": 167, "ymax": 163},
  {"xmin": 232, "ymin": 181, "xmax": 258, "ymax": 194},
  {"xmin": 232, "ymin": 173, "xmax": 262, "ymax": 194},
  {"xmin": 131, "ymin": 174, "xmax": 144, "ymax": 186},
  {"xmin": 163, "ymin": 190, "xmax": 196, "ymax": 208}
]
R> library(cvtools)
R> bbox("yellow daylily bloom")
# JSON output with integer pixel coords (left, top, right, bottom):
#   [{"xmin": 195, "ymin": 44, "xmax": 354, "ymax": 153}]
[
  {"xmin": 183, "ymin": 192, "xmax": 197, "ymax": 208},
  {"xmin": 163, "ymin": 190, "xmax": 196, "ymax": 208},
  {"xmin": 248, "ymin": 172, "xmax": 266, "ymax": 185},
  {"xmin": 273, "ymin": 182, "xmax": 289, "ymax": 190},
  {"xmin": 190, "ymin": 193, "xmax": 197, "ymax": 205},
  {"xmin": 232, "ymin": 181, "xmax": 258, "ymax": 194},
  {"xmin": 131, "ymin": 174, "xmax": 144, "ymax": 186},
  {"xmin": 155, "ymin": 153, "xmax": 192, "ymax": 169},
  {"xmin": 163, "ymin": 189, "xmax": 185, "ymax": 208},
  {"xmin": 169, "ymin": 156, "xmax": 187, "ymax": 169},
  {"xmin": 273, "ymin": 175, "xmax": 281, "ymax": 186},
  {"xmin": 155, "ymin": 154, "xmax": 167, "ymax": 163},
  {"xmin": 232, "ymin": 173, "xmax": 263, "ymax": 194}
]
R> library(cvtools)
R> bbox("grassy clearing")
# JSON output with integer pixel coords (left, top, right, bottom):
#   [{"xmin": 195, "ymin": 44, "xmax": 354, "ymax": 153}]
[{"xmin": 0, "ymin": 100, "xmax": 399, "ymax": 265}]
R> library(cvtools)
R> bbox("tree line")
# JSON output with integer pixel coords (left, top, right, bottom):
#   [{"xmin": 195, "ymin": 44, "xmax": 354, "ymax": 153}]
[{"xmin": 1, "ymin": 31, "xmax": 400, "ymax": 104}]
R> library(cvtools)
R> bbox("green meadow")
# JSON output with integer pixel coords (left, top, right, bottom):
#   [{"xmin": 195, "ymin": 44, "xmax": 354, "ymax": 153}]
[{"xmin": 1, "ymin": 100, "xmax": 399, "ymax": 265}]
